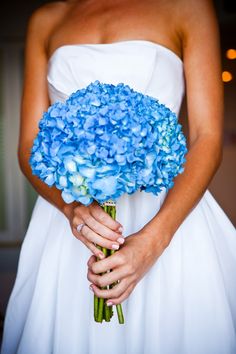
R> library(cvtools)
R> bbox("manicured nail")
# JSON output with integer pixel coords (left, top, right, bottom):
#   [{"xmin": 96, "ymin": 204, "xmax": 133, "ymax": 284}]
[
  {"xmin": 89, "ymin": 285, "xmax": 94, "ymax": 292},
  {"xmin": 117, "ymin": 237, "xmax": 125, "ymax": 244},
  {"xmin": 112, "ymin": 244, "xmax": 119, "ymax": 250},
  {"xmin": 98, "ymin": 253, "xmax": 105, "ymax": 259},
  {"xmin": 106, "ymin": 301, "xmax": 113, "ymax": 307},
  {"xmin": 118, "ymin": 226, "xmax": 123, "ymax": 233}
]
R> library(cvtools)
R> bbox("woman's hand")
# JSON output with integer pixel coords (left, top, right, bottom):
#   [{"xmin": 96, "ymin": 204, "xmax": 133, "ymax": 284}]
[
  {"xmin": 87, "ymin": 228, "xmax": 169, "ymax": 305},
  {"xmin": 67, "ymin": 201, "xmax": 125, "ymax": 260}
]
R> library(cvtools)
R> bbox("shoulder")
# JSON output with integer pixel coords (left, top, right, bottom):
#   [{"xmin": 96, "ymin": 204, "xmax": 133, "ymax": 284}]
[
  {"xmin": 166, "ymin": 0, "xmax": 220, "ymax": 64},
  {"xmin": 174, "ymin": 0, "xmax": 216, "ymax": 19},
  {"xmin": 26, "ymin": 1, "xmax": 69, "ymax": 50},
  {"xmin": 28, "ymin": 1, "xmax": 67, "ymax": 27},
  {"xmin": 175, "ymin": 0, "xmax": 219, "ymax": 41}
]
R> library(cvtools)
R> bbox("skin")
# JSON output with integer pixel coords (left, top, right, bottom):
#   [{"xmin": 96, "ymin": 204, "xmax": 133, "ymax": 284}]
[{"xmin": 19, "ymin": 0, "xmax": 223, "ymax": 306}]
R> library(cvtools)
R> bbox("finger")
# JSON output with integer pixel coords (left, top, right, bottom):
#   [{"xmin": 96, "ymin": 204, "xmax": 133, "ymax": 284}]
[
  {"xmin": 72, "ymin": 216, "xmax": 123, "ymax": 248},
  {"xmin": 106, "ymin": 283, "xmax": 135, "ymax": 306},
  {"xmin": 90, "ymin": 279, "xmax": 129, "ymax": 299},
  {"xmin": 72, "ymin": 227, "xmax": 105, "ymax": 260},
  {"xmin": 82, "ymin": 215, "xmax": 125, "ymax": 243},
  {"xmin": 82, "ymin": 225, "xmax": 121, "ymax": 251},
  {"xmin": 72, "ymin": 204, "xmax": 121, "ymax": 238},
  {"xmin": 87, "ymin": 255, "xmax": 97, "ymax": 267},
  {"xmin": 90, "ymin": 251, "xmax": 125, "ymax": 274},
  {"xmin": 90, "ymin": 204, "xmax": 123, "ymax": 233},
  {"xmin": 87, "ymin": 266, "xmax": 127, "ymax": 288}
]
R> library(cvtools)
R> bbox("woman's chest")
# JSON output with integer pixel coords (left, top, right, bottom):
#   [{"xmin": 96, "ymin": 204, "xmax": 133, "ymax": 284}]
[{"xmin": 49, "ymin": 0, "xmax": 181, "ymax": 56}]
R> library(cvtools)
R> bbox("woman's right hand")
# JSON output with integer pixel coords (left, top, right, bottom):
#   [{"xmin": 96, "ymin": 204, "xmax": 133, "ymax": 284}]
[{"xmin": 65, "ymin": 202, "xmax": 125, "ymax": 259}]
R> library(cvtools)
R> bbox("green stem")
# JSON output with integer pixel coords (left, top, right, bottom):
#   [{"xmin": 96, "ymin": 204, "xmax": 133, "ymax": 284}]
[
  {"xmin": 102, "ymin": 247, "xmax": 111, "ymax": 322},
  {"xmin": 94, "ymin": 296, "xmax": 99, "ymax": 322},
  {"xmin": 96, "ymin": 247, "xmax": 112, "ymax": 323},
  {"xmin": 94, "ymin": 203, "xmax": 125, "ymax": 324},
  {"xmin": 104, "ymin": 303, "xmax": 111, "ymax": 322},
  {"xmin": 116, "ymin": 304, "xmax": 125, "ymax": 324},
  {"xmin": 94, "ymin": 245, "xmax": 102, "ymax": 322},
  {"xmin": 97, "ymin": 297, "xmax": 105, "ymax": 323}
]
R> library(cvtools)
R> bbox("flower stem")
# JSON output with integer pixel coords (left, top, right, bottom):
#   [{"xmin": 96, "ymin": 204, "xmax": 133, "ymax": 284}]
[
  {"xmin": 97, "ymin": 297, "xmax": 104, "ymax": 323},
  {"xmin": 116, "ymin": 304, "xmax": 125, "ymax": 324},
  {"xmin": 104, "ymin": 303, "xmax": 111, "ymax": 322},
  {"xmin": 94, "ymin": 202, "xmax": 125, "ymax": 324},
  {"xmin": 110, "ymin": 248, "xmax": 125, "ymax": 324},
  {"xmin": 94, "ymin": 244, "xmax": 102, "ymax": 322},
  {"xmin": 94, "ymin": 295, "xmax": 99, "ymax": 321}
]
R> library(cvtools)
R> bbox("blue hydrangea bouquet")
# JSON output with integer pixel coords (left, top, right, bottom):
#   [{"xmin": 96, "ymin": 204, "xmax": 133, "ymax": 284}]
[{"xmin": 30, "ymin": 80, "xmax": 187, "ymax": 324}]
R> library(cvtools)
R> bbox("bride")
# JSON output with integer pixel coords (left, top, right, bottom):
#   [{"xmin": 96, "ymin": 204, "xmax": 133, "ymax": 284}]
[{"xmin": 2, "ymin": 0, "xmax": 236, "ymax": 353}]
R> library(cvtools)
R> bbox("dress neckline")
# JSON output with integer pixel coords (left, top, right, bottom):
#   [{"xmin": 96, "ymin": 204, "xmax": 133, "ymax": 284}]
[{"xmin": 48, "ymin": 39, "xmax": 183, "ymax": 65}]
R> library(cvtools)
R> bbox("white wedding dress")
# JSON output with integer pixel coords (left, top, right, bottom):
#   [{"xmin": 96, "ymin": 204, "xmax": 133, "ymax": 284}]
[{"xmin": 2, "ymin": 40, "xmax": 236, "ymax": 354}]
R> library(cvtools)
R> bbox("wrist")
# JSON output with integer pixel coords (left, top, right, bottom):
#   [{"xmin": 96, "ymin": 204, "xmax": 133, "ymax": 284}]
[
  {"xmin": 62, "ymin": 201, "xmax": 78, "ymax": 220},
  {"xmin": 141, "ymin": 217, "xmax": 173, "ymax": 252}
]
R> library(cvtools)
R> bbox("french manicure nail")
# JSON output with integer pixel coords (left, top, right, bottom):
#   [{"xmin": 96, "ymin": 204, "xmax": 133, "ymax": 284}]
[
  {"xmin": 98, "ymin": 253, "xmax": 105, "ymax": 259},
  {"xmin": 112, "ymin": 244, "xmax": 119, "ymax": 250},
  {"xmin": 118, "ymin": 226, "xmax": 123, "ymax": 233},
  {"xmin": 106, "ymin": 301, "xmax": 113, "ymax": 307},
  {"xmin": 117, "ymin": 237, "xmax": 125, "ymax": 244}
]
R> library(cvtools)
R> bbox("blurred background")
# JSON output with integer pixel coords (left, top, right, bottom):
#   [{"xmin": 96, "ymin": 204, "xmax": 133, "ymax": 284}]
[{"xmin": 0, "ymin": 0, "xmax": 235, "ymax": 339}]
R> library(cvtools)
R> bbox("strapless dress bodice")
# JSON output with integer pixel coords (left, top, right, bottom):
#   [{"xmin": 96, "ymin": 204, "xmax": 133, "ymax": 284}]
[{"xmin": 47, "ymin": 40, "xmax": 185, "ymax": 115}]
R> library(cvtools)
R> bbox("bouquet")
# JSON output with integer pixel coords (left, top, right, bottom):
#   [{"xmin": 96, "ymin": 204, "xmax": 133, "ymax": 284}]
[{"xmin": 30, "ymin": 80, "xmax": 187, "ymax": 324}]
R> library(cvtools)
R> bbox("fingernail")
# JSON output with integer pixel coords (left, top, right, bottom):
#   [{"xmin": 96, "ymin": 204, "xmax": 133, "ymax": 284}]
[
  {"xmin": 118, "ymin": 226, "xmax": 123, "ymax": 233},
  {"xmin": 106, "ymin": 301, "xmax": 113, "ymax": 307},
  {"xmin": 98, "ymin": 253, "xmax": 105, "ymax": 259},
  {"xmin": 117, "ymin": 237, "xmax": 125, "ymax": 244},
  {"xmin": 89, "ymin": 285, "xmax": 94, "ymax": 292},
  {"xmin": 112, "ymin": 244, "xmax": 119, "ymax": 250}
]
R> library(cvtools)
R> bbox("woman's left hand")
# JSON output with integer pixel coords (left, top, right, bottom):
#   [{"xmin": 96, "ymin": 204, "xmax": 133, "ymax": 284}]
[{"xmin": 87, "ymin": 228, "xmax": 169, "ymax": 305}]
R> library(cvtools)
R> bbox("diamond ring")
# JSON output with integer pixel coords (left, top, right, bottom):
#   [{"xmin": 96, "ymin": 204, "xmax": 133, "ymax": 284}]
[{"xmin": 76, "ymin": 223, "xmax": 85, "ymax": 233}]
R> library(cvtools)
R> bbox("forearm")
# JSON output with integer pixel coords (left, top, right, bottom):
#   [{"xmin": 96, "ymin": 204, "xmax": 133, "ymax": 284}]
[
  {"xmin": 142, "ymin": 133, "xmax": 222, "ymax": 244},
  {"xmin": 18, "ymin": 149, "xmax": 77, "ymax": 219}
]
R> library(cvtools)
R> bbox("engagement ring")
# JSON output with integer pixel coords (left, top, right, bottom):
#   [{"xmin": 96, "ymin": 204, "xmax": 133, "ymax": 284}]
[{"xmin": 76, "ymin": 223, "xmax": 85, "ymax": 233}]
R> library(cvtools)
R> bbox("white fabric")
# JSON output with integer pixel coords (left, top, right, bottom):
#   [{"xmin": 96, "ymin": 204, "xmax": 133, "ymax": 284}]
[{"xmin": 1, "ymin": 40, "xmax": 236, "ymax": 354}]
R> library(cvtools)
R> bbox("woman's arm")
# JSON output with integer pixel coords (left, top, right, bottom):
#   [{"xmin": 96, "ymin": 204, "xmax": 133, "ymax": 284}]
[
  {"xmin": 19, "ymin": 4, "xmax": 123, "ymax": 258},
  {"xmin": 144, "ymin": 0, "xmax": 223, "ymax": 242},
  {"xmin": 88, "ymin": 0, "xmax": 223, "ymax": 304},
  {"xmin": 19, "ymin": 4, "xmax": 67, "ymax": 215}
]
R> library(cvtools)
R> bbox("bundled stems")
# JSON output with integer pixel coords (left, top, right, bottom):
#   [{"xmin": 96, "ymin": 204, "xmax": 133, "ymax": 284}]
[{"xmin": 93, "ymin": 204, "xmax": 125, "ymax": 324}]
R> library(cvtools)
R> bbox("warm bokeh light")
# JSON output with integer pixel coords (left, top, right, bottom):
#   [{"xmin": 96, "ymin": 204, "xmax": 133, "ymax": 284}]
[
  {"xmin": 222, "ymin": 71, "xmax": 233, "ymax": 82},
  {"xmin": 226, "ymin": 49, "xmax": 236, "ymax": 60}
]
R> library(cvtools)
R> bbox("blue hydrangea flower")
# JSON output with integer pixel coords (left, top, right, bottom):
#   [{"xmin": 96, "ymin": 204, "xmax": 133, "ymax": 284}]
[{"xmin": 30, "ymin": 80, "xmax": 187, "ymax": 205}]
